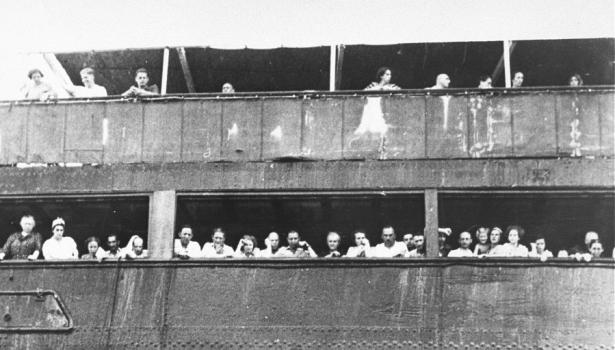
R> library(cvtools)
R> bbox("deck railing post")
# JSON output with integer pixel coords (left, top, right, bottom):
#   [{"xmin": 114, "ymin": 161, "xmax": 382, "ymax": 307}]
[
  {"xmin": 424, "ymin": 189, "xmax": 439, "ymax": 258},
  {"xmin": 148, "ymin": 190, "xmax": 176, "ymax": 259}
]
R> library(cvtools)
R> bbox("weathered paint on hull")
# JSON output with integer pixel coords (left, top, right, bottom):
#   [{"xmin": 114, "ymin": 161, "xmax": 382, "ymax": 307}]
[{"xmin": 0, "ymin": 260, "xmax": 613, "ymax": 349}]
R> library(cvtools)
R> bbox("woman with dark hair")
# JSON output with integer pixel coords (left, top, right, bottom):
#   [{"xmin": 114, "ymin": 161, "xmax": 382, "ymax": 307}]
[
  {"xmin": 569, "ymin": 74, "xmax": 584, "ymax": 87},
  {"xmin": 364, "ymin": 67, "xmax": 401, "ymax": 91},
  {"xmin": 486, "ymin": 227, "xmax": 502, "ymax": 254},
  {"xmin": 81, "ymin": 236, "xmax": 102, "ymax": 260},
  {"xmin": 23, "ymin": 68, "xmax": 57, "ymax": 101},
  {"xmin": 489, "ymin": 225, "xmax": 529, "ymax": 257},
  {"xmin": 234, "ymin": 235, "xmax": 260, "ymax": 258}
]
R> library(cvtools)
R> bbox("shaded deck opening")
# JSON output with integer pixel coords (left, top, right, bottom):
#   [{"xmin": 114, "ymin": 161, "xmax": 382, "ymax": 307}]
[
  {"xmin": 177, "ymin": 193, "xmax": 425, "ymax": 254},
  {"xmin": 439, "ymin": 192, "xmax": 615, "ymax": 254},
  {"xmin": 0, "ymin": 196, "xmax": 149, "ymax": 256}
]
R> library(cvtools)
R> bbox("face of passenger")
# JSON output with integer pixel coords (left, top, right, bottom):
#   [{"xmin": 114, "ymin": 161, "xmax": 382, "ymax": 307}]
[
  {"xmin": 490, "ymin": 230, "xmax": 501, "ymax": 244},
  {"xmin": 20, "ymin": 217, "xmax": 35, "ymax": 234},
  {"xmin": 438, "ymin": 232, "xmax": 447, "ymax": 244},
  {"xmin": 327, "ymin": 234, "xmax": 340, "ymax": 251},
  {"xmin": 135, "ymin": 72, "xmax": 149, "ymax": 88},
  {"xmin": 535, "ymin": 238, "xmax": 546, "ymax": 253},
  {"xmin": 88, "ymin": 241, "xmax": 99, "ymax": 255},
  {"xmin": 512, "ymin": 72, "xmax": 524, "ymax": 88},
  {"xmin": 52, "ymin": 225, "xmax": 64, "ymax": 239},
  {"xmin": 403, "ymin": 234, "xmax": 413, "ymax": 249},
  {"xmin": 212, "ymin": 231, "xmax": 225, "ymax": 245},
  {"xmin": 107, "ymin": 236, "xmax": 118, "ymax": 252},
  {"xmin": 477, "ymin": 230, "xmax": 488, "ymax": 244},
  {"xmin": 458, "ymin": 232, "xmax": 472, "ymax": 249},
  {"xmin": 133, "ymin": 238, "xmax": 144, "ymax": 255},
  {"xmin": 179, "ymin": 228, "xmax": 193, "ymax": 245},
  {"xmin": 243, "ymin": 239, "xmax": 254, "ymax": 253},
  {"xmin": 268, "ymin": 232, "xmax": 279, "ymax": 249},
  {"xmin": 382, "ymin": 227, "xmax": 395, "ymax": 245},
  {"xmin": 438, "ymin": 74, "xmax": 450, "ymax": 88},
  {"xmin": 589, "ymin": 242, "xmax": 603, "ymax": 258},
  {"xmin": 222, "ymin": 83, "xmax": 234, "ymax": 93},
  {"xmin": 584, "ymin": 231, "xmax": 599, "ymax": 246},
  {"xmin": 81, "ymin": 72, "xmax": 95, "ymax": 88},
  {"xmin": 508, "ymin": 230, "xmax": 519, "ymax": 245},
  {"xmin": 31, "ymin": 72, "xmax": 43, "ymax": 84},
  {"xmin": 413, "ymin": 235, "xmax": 424, "ymax": 249},
  {"xmin": 478, "ymin": 78, "xmax": 492, "ymax": 89},
  {"xmin": 569, "ymin": 76, "xmax": 580, "ymax": 87},
  {"xmin": 380, "ymin": 70, "xmax": 392, "ymax": 84},
  {"xmin": 287, "ymin": 232, "xmax": 300, "ymax": 249},
  {"xmin": 354, "ymin": 232, "xmax": 366, "ymax": 246}
]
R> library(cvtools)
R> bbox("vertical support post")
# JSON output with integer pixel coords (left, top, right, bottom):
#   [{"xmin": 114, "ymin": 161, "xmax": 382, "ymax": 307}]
[
  {"xmin": 176, "ymin": 47, "xmax": 196, "ymax": 93},
  {"xmin": 503, "ymin": 40, "xmax": 512, "ymax": 88},
  {"xmin": 335, "ymin": 44, "xmax": 345, "ymax": 90},
  {"xmin": 148, "ymin": 190, "xmax": 176, "ymax": 259},
  {"xmin": 329, "ymin": 44, "xmax": 336, "ymax": 91},
  {"xmin": 424, "ymin": 189, "xmax": 439, "ymax": 258},
  {"xmin": 161, "ymin": 47, "xmax": 170, "ymax": 95}
]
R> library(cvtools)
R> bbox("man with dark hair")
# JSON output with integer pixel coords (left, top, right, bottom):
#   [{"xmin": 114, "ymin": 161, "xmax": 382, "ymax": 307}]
[
  {"xmin": 512, "ymin": 71, "xmax": 524, "ymax": 88},
  {"xmin": 402, "ymin": 233, "xmax": 414, "ymax": 252},
  {"xmin": 406, "ymin": 234, "xmax": 425, "ymax": 257},
  {"xmin": 122, "ymin": 68, "xmax": 159, "ymax": 97},
  {"xmin": 102, "ymin": 234, "xmax": 124, "ymax": 259},
  {"xmin": 277, "ymin": 230, "xmax": 317, "ymax": 258},
  {"xmin": 368, "ymin": 226, "xmax": 408, "ymax": 258},
  {"xmin": 478, "ymin": 75, "xmax": 492, "ymax": 89},
  {"xmin": 0, "ymin": 215, "xmax": 42, "ymax": 260},
  {"xmin": 173, "ymin": 225, "xmax": 201, "ymax": 259}
]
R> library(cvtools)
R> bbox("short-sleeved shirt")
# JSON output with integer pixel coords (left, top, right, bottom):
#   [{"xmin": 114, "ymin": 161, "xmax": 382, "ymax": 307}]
[
  {"xmin": 73, "ymin": 85, "xmax": 108, "ymax": 98},
  {"xmin": 368, "ymin": 242, "xmax": 408, "ymax": 258},
  {"xmin": 42, "ymin": 236, "xmax": 78, "ymax": 260},
  {"xmin": 201, "ymin": 242, "xmax": 234, "ymax": 258},
  {"xmin": 1, "ymin": 232, "xmax": 42, "ymax": 259},
  {"xmin": 174, "ymin": 239, "xmax": 202, "ymax": 258}
]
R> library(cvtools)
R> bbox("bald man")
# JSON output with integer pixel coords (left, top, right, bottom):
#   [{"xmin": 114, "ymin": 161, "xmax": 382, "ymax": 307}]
[{"xmin": 430, "ymin": 74, "xmax": 450, "ymax": 89}]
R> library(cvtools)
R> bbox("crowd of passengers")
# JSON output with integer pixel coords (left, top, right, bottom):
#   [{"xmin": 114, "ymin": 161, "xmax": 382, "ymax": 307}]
[
  {"xmin": 20, "ymin": 65, "xmax": 588, "ymax": 101},
  {"xmin": 0, "ymin": 214, "xmax": 611, "ymax": 262}
]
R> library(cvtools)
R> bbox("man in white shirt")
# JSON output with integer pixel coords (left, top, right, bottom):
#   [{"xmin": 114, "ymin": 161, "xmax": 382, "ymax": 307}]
[
  {"xmin": 448, "ymin": 231, "xmax": 475, "ymax": 258},
  {"xmin": 65, "ymin": 67, "xmax": 108, "ymax": 98},
  {"xmin": 276, "ymin": 230, "xmax": 318, "ymax": 258},
  {"xmin": 173, "ymin": 225, "xmax": 201, "ymax": 259},
  {"xmin": 367, "ymin": 226, "xmax": 408, "ymax": 258},
  {"xmin": 201, "ymin": 228, "xmax": 234, "ymax": 258},
  {"xmin": 42, "ymin": 217, "xmax": 78, "ymax": 260},
  {"xmin": 345, "ymin": 231, "xmax": 370, "ymax": 257}
]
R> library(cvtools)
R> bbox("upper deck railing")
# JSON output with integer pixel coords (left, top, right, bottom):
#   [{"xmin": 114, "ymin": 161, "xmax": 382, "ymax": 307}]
[{"xmin": 0, "ymin": 86, "xmax": 612, "ymax": 165}]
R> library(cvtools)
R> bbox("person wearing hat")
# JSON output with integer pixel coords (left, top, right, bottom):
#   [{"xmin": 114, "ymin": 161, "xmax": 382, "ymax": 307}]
[
  {"xmin": 438, "ymin": 227, "xmax": 452, "ymax": 257},
  {"xmin": 42, "ymin": 217, "xmax": 79, "ymax": 260},
  {"xmin": 22, "ymin": 68, "xmax": 57, "ymax": 101}
]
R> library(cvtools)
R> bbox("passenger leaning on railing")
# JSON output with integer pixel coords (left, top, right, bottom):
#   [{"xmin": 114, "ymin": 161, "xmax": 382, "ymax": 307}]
[
  {"xmin": 473, "ymin": 227, "xmax": 490, "ymax": 256},
  {"xmin": 368, "ymin": 226, "xmax": 408, "ymax": 258},
  {"xmin": 529, "ymin": 235, "xmax": 553, "ymax": 261},
  {"xmin": 81, "ymin": 236, "xmax": 103, "ymax": 260},
  {"xmin": 234, "ymin": 235, "xmax": 261, "ymax": 258},
  {"xmin": 202, "ymin": 228, "xmax": 234, "ymax": 258},
  {"xmin": 364, "ymin": 67, "xmax": 401, "ymax": 91},
  {"xmin": 448, "ymin": 231, "xmax": 475, "ymax": 258},
  {"xmin": 0, "ymin": 215, "xmax": 42, "ymax": 261},
  {"xmin": 261, "ymin": 232, "xmax": 281, "ymax": 257},
  {"xmin": 22, "ymin": 68, "xmax": 57, "ymax": 101},
  {"xmin": 276, "ymin": 230, "xmax": 317, "ymax": 258},
  {"xmin": 42, "ymin": 217, "xmax": 78, "ymax": 260},
  {"xmin": 405, "ymin": 234, "xmax": 425, "ymax": 258},
  {"xmin": 63, "ymin": 67, "xmax": 108, "ymax": 98},
  {"xmin": 173, "ymin": 225, "xmax": 201, "ymax": 259},
  {"xmin": 123, "ymin": 235, "xmax": 148, "ymax": 259},
  {"xmin": 121, "ymin": 68, "xmax": 159, "ymax": 97},
  {"xmin": 323, "ymin": 232, "xmax": 342, "ymax": 258},
  {"xmin": 488, "ymin": 225, "xmax": 529, "ymax": 257},
  {"xmin": 344, "ymin": 231, "xmax": 370, "ymax": 258}
]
